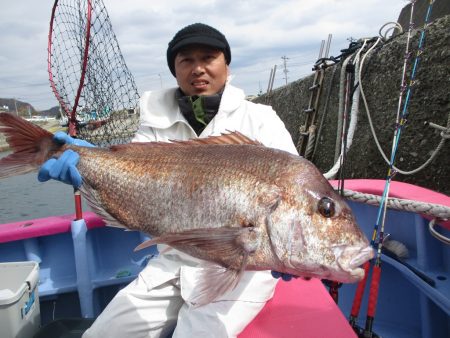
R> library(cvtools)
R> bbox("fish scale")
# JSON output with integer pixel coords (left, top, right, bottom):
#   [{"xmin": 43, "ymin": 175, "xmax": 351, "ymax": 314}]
[{"xmin": 75, "ymin": 144, "xmax": 279, "ymax": 229}]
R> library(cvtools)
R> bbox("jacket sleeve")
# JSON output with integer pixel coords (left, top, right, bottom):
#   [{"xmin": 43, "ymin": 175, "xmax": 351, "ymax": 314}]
[
  {"xmin": 131, "ymin": 91, "xmax": 159, "ymax": 143},
  {"xmin": 255, "ymin": 105, "xmax": 299, "ymax": 156},
  {"xmin": 132, "ymin": 125, "xmax": 157, "ymax": 142}
]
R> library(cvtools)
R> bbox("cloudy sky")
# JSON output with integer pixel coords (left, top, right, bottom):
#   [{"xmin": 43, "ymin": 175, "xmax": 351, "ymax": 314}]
[{"xmin": 0, "ymin": 0, "xmax": 407, "ymax": 111}]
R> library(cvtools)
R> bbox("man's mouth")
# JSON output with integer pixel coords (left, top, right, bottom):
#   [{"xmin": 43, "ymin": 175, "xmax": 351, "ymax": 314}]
[{"xmin": 191, "ymin": 80, "xmax": 209, "ymax": 89}]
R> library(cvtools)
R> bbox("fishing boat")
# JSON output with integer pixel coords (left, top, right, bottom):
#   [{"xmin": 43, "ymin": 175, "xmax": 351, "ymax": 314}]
[
  {"xmin": 0, "ymin": 179, "xmax": 448, "ymax": 338},
  {"xmin": 2, "ymin": 0, "xmax": 448, "ymax": 336}
]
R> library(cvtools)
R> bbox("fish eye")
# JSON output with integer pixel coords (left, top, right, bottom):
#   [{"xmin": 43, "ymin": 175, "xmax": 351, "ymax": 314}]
[{"xmin": 318, "ymin": 197, "xmax": 335, "ymax": 218}]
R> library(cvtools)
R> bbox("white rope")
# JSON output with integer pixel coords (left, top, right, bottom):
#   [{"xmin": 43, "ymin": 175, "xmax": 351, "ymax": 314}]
[
  {"xmin": 429, "ymin": 219, "xmax": 450, "ymax": 245},
  {"xmin": 331, "ymin": 21, "xmax": 401, "ymax": 165},
  {"xmin": 304, "ymin": 124, "xmax": 316, "ymax": 159},
  {"xmin": 379, "ymin": 21, "xmax": 404, "ymax": 40},
  {"xmin": 340, "ymin": 188, "xmax": 450, "ymax": 220},
  {"xmin": 360, "ymin": 73, "xmax": 449, "ymax": 176},
  {"xmin": 334, "ymin": 53, "xmax": 354, "ymax": 162},
  {"xmin": 324, "ymin": 39, "xmax": 374, "ymax": 179},
  {"xmin": 360, "ymin": 18, "xmax": 449, "ymax": 175}
]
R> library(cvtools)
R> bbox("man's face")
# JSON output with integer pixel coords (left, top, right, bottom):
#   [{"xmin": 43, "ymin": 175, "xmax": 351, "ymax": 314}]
[{"xmin": 174, "ymin": 45, "xmax": 229, "ymax": 96}]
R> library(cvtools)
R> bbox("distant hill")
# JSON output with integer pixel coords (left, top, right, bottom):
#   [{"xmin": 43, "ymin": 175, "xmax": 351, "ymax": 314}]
[
  {"xmin": 41, "ymin": 105, "xmax": 61, "ymax": 117},
  {"xmin": 0, "ymin": 98, "xmax": 37, "ymax": 117},
  {"xmin": 0, "ymin": 98, "xmax": 60, "ymax": 118}
]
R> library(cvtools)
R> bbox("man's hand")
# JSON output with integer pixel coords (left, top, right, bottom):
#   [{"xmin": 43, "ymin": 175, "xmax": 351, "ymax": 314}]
[
  {"xmin": 37, "ymin": 132, "xmax": 94, "ymax": 188},
  {"xmin": 52, "ymin": 131, "xmax": 95, "ymax": 148},
  {"xmin": 271, "ymin": 271, "xmax": 297, "ymax": 281}
]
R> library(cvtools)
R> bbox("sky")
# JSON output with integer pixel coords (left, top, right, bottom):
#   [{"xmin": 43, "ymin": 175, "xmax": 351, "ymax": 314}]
[{"xmin": 0, "ymin": 0, "xmax": 408, "ymax": 111}]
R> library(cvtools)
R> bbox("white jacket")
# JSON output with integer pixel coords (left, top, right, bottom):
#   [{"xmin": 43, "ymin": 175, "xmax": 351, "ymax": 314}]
[
  {"xmin": 133, "ymin": 84, "xmax": 298, "ymax": 155},
  {"xmin": 132, "ymin": 83, "xmax": 297, "ymax": 322}
]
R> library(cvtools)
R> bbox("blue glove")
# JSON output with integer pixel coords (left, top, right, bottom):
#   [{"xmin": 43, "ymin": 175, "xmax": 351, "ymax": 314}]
[
  {"xmin": 52, "ymin": 131, "xmax": 95, "ymax": 148},
  {"xmin": 37, "ymin": 132, "xmax": 94, "ymax": 188},
  {"xmin": 271, "ymin": 271, "xmax": 297, "ymax": 281}
]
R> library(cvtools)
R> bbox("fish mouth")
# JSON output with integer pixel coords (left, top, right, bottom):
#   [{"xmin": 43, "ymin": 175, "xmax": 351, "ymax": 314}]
[{"xmin": 334, "ymin": 245, "xmax": 374, "ymax": 281}]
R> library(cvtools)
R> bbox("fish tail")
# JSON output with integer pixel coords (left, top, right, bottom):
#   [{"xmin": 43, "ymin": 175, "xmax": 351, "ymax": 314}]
[{"xmin": 0, "ymin": 113, "xmax": 61, "ymax": 178}]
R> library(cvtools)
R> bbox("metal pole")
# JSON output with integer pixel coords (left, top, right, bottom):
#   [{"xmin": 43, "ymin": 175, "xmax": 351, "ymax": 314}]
[
  {"xmin": 318, "ymin": 39, "xmax": 325, "ymax": 59},
  {"xmin": 266, "ymin": 68, "xmax": 274, "ymax": 94},
  {"xmin": 325, "ymin": 34, "xmax": 333, "ymax": 58},
  {"xmin": 270, "ymin": 65, "xmax": 277, "ymax": 91}
]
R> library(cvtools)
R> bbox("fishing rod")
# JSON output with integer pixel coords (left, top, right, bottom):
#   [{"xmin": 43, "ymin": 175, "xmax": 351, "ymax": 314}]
[
  {"xmin": 349, "ymin": 1, "xmax": 415, "ymax": 334},
  {"xmin": 321, "ymin": 23, "xmax": 404, "ymax": 317},
  {"xmin": 347, "ymin": 36, "xmax": 393, "ymax": 335},
  {"xmin": 350, "ymin": 1, "xmax": 436, "ymax": 336},
  {"xmin": 321, "ymin": 44, "xmax": 357, "ymax": 302}
]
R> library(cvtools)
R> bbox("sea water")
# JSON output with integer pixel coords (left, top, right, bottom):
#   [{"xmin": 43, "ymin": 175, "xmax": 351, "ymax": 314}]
[{"xmin": 0, "ymin": 151, "xmax": 88, "ymax": 224}]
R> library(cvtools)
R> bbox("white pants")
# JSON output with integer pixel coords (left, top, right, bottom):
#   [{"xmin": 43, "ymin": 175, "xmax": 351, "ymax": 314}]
[{"xmin": 83, "ymin": 247, "xmax": 278, "ymax": 338}]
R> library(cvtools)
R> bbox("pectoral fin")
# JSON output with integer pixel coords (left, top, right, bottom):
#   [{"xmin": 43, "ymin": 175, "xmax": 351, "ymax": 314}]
[
  {"xmin": 135, "ymin": 226, "xmax": 262, "ymax": 305},
  {"xmin": 135, "ymin": 226, "xmax": 261, "ymax": 260},
  {"xmin": 184, "ymin": 263, "xmax": 245, "ymax": 307}
]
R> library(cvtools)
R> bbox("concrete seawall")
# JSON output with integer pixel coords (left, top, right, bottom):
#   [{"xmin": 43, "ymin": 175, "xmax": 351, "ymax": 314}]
[{"xmin": 255, "ymin": 15, "xmax": 450, "ymax": 195}]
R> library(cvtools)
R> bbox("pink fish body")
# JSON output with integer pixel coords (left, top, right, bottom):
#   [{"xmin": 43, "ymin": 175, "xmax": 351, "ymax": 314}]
[{"xmin": 0, "ymin": 113, "xmax": 373, "ymax": 305}]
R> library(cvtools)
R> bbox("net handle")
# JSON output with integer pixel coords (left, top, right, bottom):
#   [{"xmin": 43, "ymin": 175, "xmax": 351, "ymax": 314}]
[{"xmin": 47, "ymin": 0, "xmax": 93, "ymax": 136}]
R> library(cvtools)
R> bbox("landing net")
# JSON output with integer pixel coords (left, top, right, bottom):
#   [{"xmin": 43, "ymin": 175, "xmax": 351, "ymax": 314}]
[{"xmin": 48, "ymin": 0, "xmax": 140, "ymax": 145}]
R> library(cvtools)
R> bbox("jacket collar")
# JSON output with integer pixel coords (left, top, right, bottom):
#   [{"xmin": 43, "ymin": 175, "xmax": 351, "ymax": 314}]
[{"xmin": 139, "ymin": 83, "xmax": 245, "ymax": 130}]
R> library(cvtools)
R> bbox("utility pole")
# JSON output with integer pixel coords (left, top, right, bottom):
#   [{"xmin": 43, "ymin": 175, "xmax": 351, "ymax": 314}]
[{"xmin": 281, "ymin": 56, "xmax": 289, "ymax": 85}]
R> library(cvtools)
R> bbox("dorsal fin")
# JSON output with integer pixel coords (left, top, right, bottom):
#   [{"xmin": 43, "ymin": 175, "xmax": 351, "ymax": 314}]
[
  {"xmin": 110, "ymin": 131, "xmax": 262, "ymax": 152},
  {"xmin": 170, "ymin": 131, "xmax": 262, "ymax": 146}
]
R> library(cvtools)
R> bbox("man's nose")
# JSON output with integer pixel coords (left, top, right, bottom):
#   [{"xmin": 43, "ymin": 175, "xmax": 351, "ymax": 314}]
[{"xmin": 192, "ymin": 61, "xmax": 205, "ymax": 75}]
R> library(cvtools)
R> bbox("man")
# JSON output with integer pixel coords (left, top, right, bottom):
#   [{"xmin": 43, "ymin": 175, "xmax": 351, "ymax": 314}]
[{"xmin": 40, "ymin": 23, "xmax": 298, "ymax": 337}]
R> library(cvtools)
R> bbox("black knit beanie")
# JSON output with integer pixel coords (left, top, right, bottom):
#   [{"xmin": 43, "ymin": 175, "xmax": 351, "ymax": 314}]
[{"xmin": 167, "ymin": 23, "xmax": 231, "ymax": 76}]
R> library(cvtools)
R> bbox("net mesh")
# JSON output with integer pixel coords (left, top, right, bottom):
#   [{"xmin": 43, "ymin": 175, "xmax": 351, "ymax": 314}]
[{"xmin": 48, "ymin": 0, "xmax": 140, "ymax": 145}]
